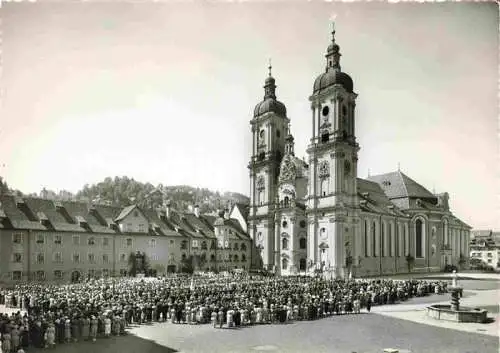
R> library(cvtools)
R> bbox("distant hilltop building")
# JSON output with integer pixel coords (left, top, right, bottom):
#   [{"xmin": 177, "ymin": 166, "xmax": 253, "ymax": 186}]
[{"xmin": 246, "ymin": 23, "xmax": 471, "ymax": 277}]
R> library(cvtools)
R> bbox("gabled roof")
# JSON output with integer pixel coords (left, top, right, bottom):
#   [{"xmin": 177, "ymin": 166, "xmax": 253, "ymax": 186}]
[
  {"xmin": 93, "ymin": 204, "xmax": 123, "ymax": 221},
  {"xmin": 367, "ymin": 171, "xmax": 436, "ymax": 200},
  {"xmin": 231, "ymin": 203, "xmax": 249, "ymax": 222},
  {"xmin": 114, "ymin": 205, "xmax": 137, "ymax": 222}
]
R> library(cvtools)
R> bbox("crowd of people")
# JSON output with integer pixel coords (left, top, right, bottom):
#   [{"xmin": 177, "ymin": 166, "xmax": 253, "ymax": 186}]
[{"xmin": 0, "ymin": 274, "xmax": 448, "ymax": 352}]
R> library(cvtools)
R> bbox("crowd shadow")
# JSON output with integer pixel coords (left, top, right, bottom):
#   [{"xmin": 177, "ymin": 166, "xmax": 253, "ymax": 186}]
[{"xmin": 28, "ymin": 333, "xmax": 179, "ymax": 353}]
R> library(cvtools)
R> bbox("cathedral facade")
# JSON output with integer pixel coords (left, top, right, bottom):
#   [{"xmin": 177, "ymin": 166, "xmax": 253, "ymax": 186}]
[{"xmin": 247, "ymin": 25, "xmax": 471, "ymax": 278}]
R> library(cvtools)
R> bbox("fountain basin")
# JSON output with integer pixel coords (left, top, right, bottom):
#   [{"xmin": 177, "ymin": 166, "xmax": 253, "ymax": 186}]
[{"xmin": 427, "ymin": 304, "xmax": 488, "ymax": 323}]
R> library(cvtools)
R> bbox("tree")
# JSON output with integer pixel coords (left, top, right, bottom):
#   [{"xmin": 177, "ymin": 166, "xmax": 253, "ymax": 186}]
[
  {"xmin": 180, "ymin": 255, "xmax": 195, "ymax": 274},
  {"xmin": 458, "ymin": 253, "xmax": 466, "ymax": 270},
  {"xmin": 192, "ymin": 254, "xmax": 207, "ymax": 272},
  {"xmin": 127, "ymin": 251, "xmax": 150, "ymax": 276},
  {"xmin": 0, "ymin": 176, "xmax": 10, "ymax": 196},
  {"xmin": 405, "ymin": 254, "xmax": 415, "ymax": 273},
  {"xmin": 127, "ymin": 252, "xmax": 138, "ymax": 277},
  {"xmin": 153, "ymin": 264, "xmax": 165, "ymax": 276}
]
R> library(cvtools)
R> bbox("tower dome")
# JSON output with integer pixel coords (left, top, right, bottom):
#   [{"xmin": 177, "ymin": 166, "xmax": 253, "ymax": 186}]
[
  {"xmin": 254, "ymin": 62, "xmax": 287, "ymax": 118},
  {"xmin": 313, "ymin": 24, "xmax": 353, "ymax": 94}
]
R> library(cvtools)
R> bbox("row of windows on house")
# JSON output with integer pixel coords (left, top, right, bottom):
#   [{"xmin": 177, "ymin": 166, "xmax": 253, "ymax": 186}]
[
  {"xmin": 471, "ymin": 252, "xmax": 498, "ymax": 258},
  {"xmin": 10, "ymin": 269, "xmax": 126, "ymax": 281},
  {"xmin": 10, "ymin": 251, "xmax": 249, "ymax": 265},
  {"xmin": 11, "ymin": 233, "xmax": 140, "ymax": 247},
  {"xmin": 10, "ymin": 252, "xmax": 161, "ymax": 264},
  {"xmin": 10, "ymin": 233, "xmax": 249, "ymax": 251}
]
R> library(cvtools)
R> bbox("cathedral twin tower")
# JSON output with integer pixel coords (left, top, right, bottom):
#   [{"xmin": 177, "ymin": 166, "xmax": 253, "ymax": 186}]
[{"xmin": 248, "ymin": 25, "xmax": 359, "ymax": 278}]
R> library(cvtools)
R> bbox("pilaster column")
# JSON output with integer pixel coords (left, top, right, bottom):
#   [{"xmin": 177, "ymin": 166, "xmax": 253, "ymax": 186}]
[
  {"xmin": 351, "ymin": 103, "xmax": 356, "ymax": 136},
  {"xmin": 252, "ymin": 126, "xmax": 256, "ymax": 156},
  {"xmin": 334, "ymin": 96, "xmax": 338, "ymax": 131},
  {"xmin": 274, "ymin": 217, "xmax": 280, "ymax": 272},
  {"xmin": 311, "ymin": 105, "xmax": 316, "ymax": 142}
]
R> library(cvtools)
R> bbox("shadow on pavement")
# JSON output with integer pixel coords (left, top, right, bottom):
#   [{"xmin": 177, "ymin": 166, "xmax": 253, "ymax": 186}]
[{"xmin": 28, "ymin": 333, "xmax": 178, "ymax": 353}]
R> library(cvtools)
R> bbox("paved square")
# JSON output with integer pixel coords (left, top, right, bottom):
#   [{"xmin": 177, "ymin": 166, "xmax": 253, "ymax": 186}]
[{"xmin": 7, "ymin": 274, "xmax": 500, "ymax": 353}]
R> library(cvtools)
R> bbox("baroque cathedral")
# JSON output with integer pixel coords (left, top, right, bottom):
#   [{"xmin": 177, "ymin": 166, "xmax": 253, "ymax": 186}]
[{"xmin": 246, "ymin": 24, "xmax": 471, "ymax": 278}]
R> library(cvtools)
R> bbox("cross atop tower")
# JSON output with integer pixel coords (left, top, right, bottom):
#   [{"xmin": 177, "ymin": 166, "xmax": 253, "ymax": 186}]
[{"xmin": 268, "ymin": 58, "xmax": 272, "ymax": 77}]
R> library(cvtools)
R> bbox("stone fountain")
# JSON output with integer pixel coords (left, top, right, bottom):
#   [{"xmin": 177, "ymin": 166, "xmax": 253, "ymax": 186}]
[
  {"xmin": 426, "ymin": 270, "xmax": 488, "ymax": 323},
  {"xmin": 449, "ymin": 271, "xmax": 461, "ymax": 311}
]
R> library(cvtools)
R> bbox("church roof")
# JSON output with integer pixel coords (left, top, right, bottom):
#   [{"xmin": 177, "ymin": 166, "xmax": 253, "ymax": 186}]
[
  {"xmin": 367, "ymin": 171, "xmax": 435, "ymax": 200},
  {"xmin": 357, "ymin": 178, "xmax": 407, "ymax": 216}
]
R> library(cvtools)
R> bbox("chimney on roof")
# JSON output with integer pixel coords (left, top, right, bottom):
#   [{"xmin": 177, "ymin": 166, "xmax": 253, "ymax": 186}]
[
  {"xmin": 194, "ymin": 204, "xmax": 200, "ymax": 218},
  {"xmin": 224, "ymin": 208, "xmax": 230, "ymax": 220}
]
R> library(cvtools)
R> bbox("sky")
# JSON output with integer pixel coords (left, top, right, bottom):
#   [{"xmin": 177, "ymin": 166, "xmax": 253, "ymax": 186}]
[{"xmin": 0, "ymin": 1, "xmax": 498, "ymax": 230}]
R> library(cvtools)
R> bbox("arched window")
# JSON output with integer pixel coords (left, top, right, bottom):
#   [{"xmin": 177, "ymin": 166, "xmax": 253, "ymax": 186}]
[
  {"xmin": 398, "ymin": 224, "xmax": 403, "ymax": 257},
  {"xmin": 415, "ymin": 219, "xmax": 424, "ymax": 258},
  {"xmin": 299, "ymin": 238, "xmax": 306, "ymax": 249},
  {"xmin": 372, "ymin": 221, "xmax": 377, "ymax": 256},
  {"xmin": 258, "ymin": 190, "xmax": 265, "ymax": 205},
  {"xmin": 241, "ymin": 243, "xmax": 247, "ymax": 251},
  {"xmin": 210, "ymin": 254, "xmax": 215, "ymax": 262},
  {"xmin": 233, "ymin": 243, "xmax": 239, "ymax": 250},
  {"xmin": 282, "ymin": 238, "xmax": 289, "ymax": 250},
  {"xmin": 299, "ymin": 258, "xmax": 307, "ymax": 271},
  {"xmin": 282, "ymin": 258, "xmax": 288, "ymax": 270},
  {"xmin": 242, "ymin": 254, "xmax": 246, "ymax": 262},
  {"xmin": 381, "ymin": 222, "xmax": 386, "ymax": 257},
  {"xmin": 234, "ymin": 254, "xmax": 239, "ymax": 262},
  {"xmin": 404, "ymin": 224, "xmax": 409, "ymax": 256},
  {"xmin": 364, "ymin": 220, "xmax": 368, "ymax": 257},
  {"xmin": 284, "ymin": 196, "xmax": 289, "ymax": 207},
  {"xmin": 320, "ymin": 179, "xmax": 328, "ymax": 197},
  {"xmin": 388, "ymin": 223, "xmax": 393, "ymax": 257},
  {"xmin": 201, "ymin": 241, "xmax": 207, "ymax": 250}
]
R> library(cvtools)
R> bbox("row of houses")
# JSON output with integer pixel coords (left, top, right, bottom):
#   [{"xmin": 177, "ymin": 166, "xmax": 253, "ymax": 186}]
[
  {"xmin": 0, "ymin": 194, "xmax": 252, "ymax": 283},
  {"xmin": 469, "ymin": 230, "xmax": 500, "ymax": 271}
]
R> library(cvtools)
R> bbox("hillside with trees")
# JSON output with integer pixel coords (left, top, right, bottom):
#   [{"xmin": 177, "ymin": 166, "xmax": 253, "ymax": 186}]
[{"xmin": 0, "ymin": 176, "xmax": 249, "ymax": 214}]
